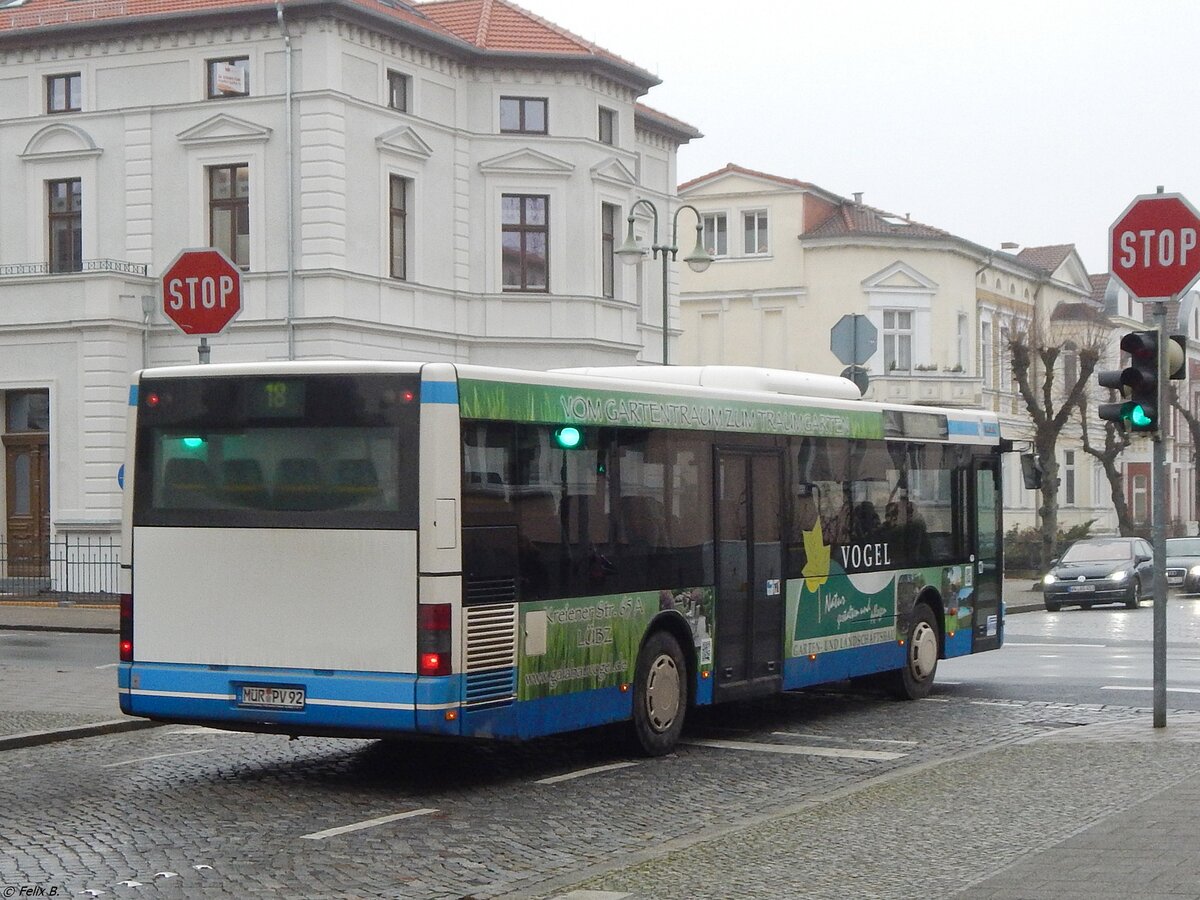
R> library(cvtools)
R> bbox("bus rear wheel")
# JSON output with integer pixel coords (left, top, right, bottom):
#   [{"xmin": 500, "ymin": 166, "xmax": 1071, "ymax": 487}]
[
  {"xmin": 631, "ymin": 630, "xmax": 687, "ymax": 757},
  {"xmin": 888, "ymin": 602, "xmax": 939, "ymax": 700}
]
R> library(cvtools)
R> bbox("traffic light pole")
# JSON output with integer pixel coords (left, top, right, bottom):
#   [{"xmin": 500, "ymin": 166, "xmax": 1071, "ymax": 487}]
[{"xmin": 1152, "ymin": 299, "xmax": 1169, "ymax": 728}]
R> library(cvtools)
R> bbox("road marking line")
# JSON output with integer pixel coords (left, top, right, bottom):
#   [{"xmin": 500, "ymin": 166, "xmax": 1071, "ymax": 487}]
[
  {"xmin": 772, "ymin": 732, "xmax": 919, "ymax": 748},
  {"xmin": 923, "ymin": 697, "xmax": 950, "ymax": 702},
  {"xmin": 94, "ymin": 663, "xmax": 119, "ymax": 669},
  {"xmin": 970, "ymin": 700, "xmax": 1023, "ymax": 706},
  {"xmin": 684, "ymin": 738, "xmax": 904, "ymax": 761},
  {"xmin": 101, "ymin": 749, "xmax": 214, "ymax": 768},
  {"xmin": 857, "ymin": 738, "xmax": 919, "ymax": 746},
  {"xmin": 1004, "ymin": 642, "xmax": 1107, "ymax": 648},
  {"xmin": 771, "ymin": 731, "xmax": 838, "ymax": 741},
  {"xmin": 937, "ymin": 680, "xmax": 963, "ymax": 685},
  {"xmin": 1102, "ymin": 685, "xmax": 1200, "ymax": 694},
  {"xmin": 300, "ymin": 808, "xmax": 437, "ymax": 840},
  {"xmin": 535, "ymin": 762, "xmax": 638, "ymax": 784}
]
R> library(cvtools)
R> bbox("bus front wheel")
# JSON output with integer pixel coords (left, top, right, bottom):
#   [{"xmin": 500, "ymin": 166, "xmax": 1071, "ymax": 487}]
[
  {"xmin": 631, "ymin": 630, "xmax": 687, "ymax": 757},
  {"xmin": 889, "ymin": 602, "xmax": 939, "ymax": 701}
]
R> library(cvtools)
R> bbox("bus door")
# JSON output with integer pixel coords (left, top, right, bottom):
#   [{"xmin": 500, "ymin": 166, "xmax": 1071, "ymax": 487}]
[
  {"xmin": 713, "ymin": 449, "xmax": 784, "ymax": 702},
  {"xmin": 971, "ymin": 457, "xmax": 1002, "ymax": 651}
]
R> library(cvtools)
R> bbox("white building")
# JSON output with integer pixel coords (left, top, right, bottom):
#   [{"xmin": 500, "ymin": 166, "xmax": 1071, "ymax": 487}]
[
  {"xmin": 0, "ymin": 0, "xmax": 699, "ymax": 587},
  {"xmin": 676, "ymin": 164, "xmax": 1119, "ymax": 535}
]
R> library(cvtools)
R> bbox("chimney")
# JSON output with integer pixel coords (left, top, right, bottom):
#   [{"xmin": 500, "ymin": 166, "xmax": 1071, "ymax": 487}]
[{"xmin": 852, "ymin": 192, "xmax": 863, "ymax": 205}]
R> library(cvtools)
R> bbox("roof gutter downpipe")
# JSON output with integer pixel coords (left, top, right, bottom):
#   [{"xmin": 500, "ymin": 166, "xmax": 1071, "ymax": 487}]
[{"xmin": 276, "ymin": 1, "xmax": 296, "ymax": 360}]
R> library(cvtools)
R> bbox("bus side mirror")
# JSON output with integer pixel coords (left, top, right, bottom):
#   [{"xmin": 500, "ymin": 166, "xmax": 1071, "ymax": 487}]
[{"xmin": 1020, "ymin": 454, "xmax": 1043, "ymax": 490}]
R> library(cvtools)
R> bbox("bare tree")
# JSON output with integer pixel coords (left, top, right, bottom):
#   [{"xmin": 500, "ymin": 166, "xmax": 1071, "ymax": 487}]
[
  {"xmin": 1169, "ymin": 382, "xmax": 1200, "ymax": 533},
  {"xmin": 1077, "ymin": 401, "xmax": 1134, "ymax": 535},
  {"xmin": 1009, "ymin": 314, "xmax": 1106, "ymax": 570}
]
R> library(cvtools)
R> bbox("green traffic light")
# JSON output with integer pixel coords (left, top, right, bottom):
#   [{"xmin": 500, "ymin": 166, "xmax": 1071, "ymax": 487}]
[
  {"xmin": 1129, "ymin": 405, "xmax": 1153, "ymax": 428},
  {"xmin": 553, "ymin": 426, "xmax": 582, "ymax": 449}
]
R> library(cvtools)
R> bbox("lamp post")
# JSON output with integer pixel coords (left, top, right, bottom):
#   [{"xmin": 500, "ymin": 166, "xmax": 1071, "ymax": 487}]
[{"xmin": 614, "ymin": 199, "xmax": 712, "ymax": 365}]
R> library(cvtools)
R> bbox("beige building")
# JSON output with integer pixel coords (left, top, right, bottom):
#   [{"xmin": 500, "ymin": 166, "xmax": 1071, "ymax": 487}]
[{"xmin": 677, "ymin": 164, "xmax": 1118, "ymax": 533}]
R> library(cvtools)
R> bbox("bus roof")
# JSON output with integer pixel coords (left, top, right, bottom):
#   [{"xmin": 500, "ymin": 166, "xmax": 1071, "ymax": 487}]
[{"xmin": 134, "ymin": 361, "xmax": 1001, "ymax": 445}]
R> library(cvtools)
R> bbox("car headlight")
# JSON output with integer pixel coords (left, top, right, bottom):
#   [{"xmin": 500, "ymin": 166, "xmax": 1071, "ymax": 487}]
[
  {"xmin": 1190, "ymin": 565, "xmax": 1200, "ymax": 578},
  {"xmin": 1043, "ymin": 574, "xmax": 1057, "ymax": 585},
  {"xmin": 1109, "ymin": 569, "xmax": 1129, "ymax": 582}
]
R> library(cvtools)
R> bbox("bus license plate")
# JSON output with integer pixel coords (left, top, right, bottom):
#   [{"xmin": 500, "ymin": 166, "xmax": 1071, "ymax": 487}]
[
  {"xmin": 1067, "ymin": 585, "xmax": 1095, "ymax": 593},
  {"xmin": 239, "ymin": 684, "xmax": 305, "ymax": 710}
]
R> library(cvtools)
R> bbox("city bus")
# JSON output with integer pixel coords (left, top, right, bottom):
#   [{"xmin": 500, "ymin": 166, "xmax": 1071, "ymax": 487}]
[{"xmin": 118, "ymin": 361, "xmax": 1005, "ymax": 755}]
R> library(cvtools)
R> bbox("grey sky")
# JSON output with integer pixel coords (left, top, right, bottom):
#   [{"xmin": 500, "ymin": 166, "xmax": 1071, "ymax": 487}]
[{"xmin": 517, "ymin": 0, "xmax": 1200, "ymax": 276}]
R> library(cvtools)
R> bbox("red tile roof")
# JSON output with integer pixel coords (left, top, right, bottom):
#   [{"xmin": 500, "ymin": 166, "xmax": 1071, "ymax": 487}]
[
  {"xmin": 805, "ymin": 199, "xmax": 950, "ymax": 240},
  {"xmin": 0, "ymin": 0, "xmax": 659, "ymax": 93},
  {"xmin": 635, "ymin": 102, "xmax": 702, "ymax": 142},
  {"xmin": 1016, "ymin": 244, "xmax": 1076, "ymax": 275},
  {"xmin": 679, "ymin": 163, "xmax": 820, "ymax": 194}
]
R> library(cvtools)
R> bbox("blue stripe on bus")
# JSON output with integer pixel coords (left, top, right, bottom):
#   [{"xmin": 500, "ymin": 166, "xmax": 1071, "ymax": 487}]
[
  {"xmin": 123, "ymin": 662, "xmax": 443, "ymax": 733},
  {"xmin": 947, "ymin": 420, "xmax": 979, "ymax": 436},
  {"xmin": 783, "ymin": 641, "xmax": 906, "ymax": 688},
  {"xmin": 128, "ymin": 385, "xmax": 138, "ymax": 406},
  {"xmin": 421, "ymin": 381, "xmax": 458, "ymax": 404}
]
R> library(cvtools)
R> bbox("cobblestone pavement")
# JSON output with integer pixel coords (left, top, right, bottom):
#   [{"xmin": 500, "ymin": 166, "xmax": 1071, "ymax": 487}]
[{"xmin": 0, "ymin": 687, "xmax": 1162, "ymax": 900}]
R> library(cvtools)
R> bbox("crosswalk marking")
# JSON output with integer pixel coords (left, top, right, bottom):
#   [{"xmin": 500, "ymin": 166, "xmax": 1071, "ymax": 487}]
[{"xmin": 684, "ymin": 738, "xmax": 904, "ymax": 760}]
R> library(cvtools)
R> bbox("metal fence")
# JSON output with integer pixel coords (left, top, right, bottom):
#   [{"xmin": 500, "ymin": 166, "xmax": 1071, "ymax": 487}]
[{"xmin": 0, "ymin": 534, "xmax": 120, "ymax": 599}]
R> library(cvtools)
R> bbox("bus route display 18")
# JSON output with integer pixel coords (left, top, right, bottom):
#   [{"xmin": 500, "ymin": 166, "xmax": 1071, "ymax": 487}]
[{"xmin": 118, "ymin": 361, "xmax": 1004, "ymax": 756}]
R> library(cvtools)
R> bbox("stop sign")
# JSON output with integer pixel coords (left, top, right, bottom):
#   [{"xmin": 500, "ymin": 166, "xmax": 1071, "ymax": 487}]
[
  {"xmin": 161, "ymin": 248, "xmax": 243, "ymax": 335},
  {"xmin": 1109, "ymin": 193, "xmax": 1200, "ymax": 299}
]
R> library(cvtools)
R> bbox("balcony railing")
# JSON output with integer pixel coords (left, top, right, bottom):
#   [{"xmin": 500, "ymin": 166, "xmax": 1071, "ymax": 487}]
[{"xmin": 0, "ymin": 259, "xmax": 149, "ymax": 277}]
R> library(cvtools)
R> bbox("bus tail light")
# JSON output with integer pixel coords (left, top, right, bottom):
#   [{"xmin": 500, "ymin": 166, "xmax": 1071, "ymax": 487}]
[
  {"xmin": 119, "ymin": 592, "xmax": 134, "ymax": 661},
  {"xmin": 417, "ymin": 603, "xmax": 451, "ymax": 676}
]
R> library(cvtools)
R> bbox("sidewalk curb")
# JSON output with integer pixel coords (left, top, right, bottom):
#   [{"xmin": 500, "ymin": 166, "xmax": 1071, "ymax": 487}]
[
  {"xmin": 0, "ymin": 622, "xmax": 117, "ymax": 635},
  {"xmin": 0, "ymin": 718, "xmax": 160, "ymax": 751}
]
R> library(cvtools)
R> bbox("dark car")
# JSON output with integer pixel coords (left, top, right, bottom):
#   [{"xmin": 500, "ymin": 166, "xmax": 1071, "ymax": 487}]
[
  {"xmin": 1166, "ymin": 537, "xmax": 1200, "ymax": 593},
  {"xmin": 1042, "ymin": 536, "xmax": 1154, "ymax": 611}
]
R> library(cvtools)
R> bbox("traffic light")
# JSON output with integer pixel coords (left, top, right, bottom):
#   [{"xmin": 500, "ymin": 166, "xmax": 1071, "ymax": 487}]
[{"xmin": 1095, "ymin": 330, "xmax": 1187, "ymax": 433}]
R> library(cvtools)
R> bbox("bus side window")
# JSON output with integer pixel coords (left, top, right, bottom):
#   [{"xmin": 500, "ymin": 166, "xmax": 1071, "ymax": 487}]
[
  {"xmin": 162, "ymin": 457, "xmax": 214, "ymax": 508},
  {"xmin": 274, "ymin": 457, "xmax": 324, "ymax": 510},
  {"xmin": 331, "ymin": 458, "xmax": 380, "ymax": 508},
  {"xmin": 222, "ymin": 458, "xmax": 268, "ymax": 508}
]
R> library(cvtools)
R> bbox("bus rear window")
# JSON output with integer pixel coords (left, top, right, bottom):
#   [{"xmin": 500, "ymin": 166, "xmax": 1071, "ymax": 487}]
[{"xmin": 133, "ymin": 374, "xmax": 419, "ymax": 529}]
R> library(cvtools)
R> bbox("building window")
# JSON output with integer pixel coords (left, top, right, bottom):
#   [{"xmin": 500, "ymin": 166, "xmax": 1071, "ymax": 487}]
[
  {"xmin": 499, "ymin": 96, "xmax": 547, "ymax": 134},
  {"xmin": 501, "ymin": 194, "xmax": 548, "ymax": 292},
  {"xmin": 46, "ymin": 73, "xmax": 81, "ymax": 113},
  {"xmin": 207, "ymin": 57, "xmax": 249, "ymax": 98},
  {"xmin": 1132, "ymin": 473, "xmax": 1148, "ymax": 523},
  {"xmin": 957, "ymin": 313, "xmax": 968, "ymax": 369},
  {"xmin": 601, "ymin": 203, "xmax": 617, "ymax": 299},
  {"xmin": 999, "ymin": 325, "xmax": 1011, "ymax": 390},
  {"xmin": 598, "ymin": 107, "xmax": 616, "ymax": 145},
  {"xmin": 1063, "ymin": 343, "xmax": 1079, "ymax": 388},
  {"xmin": 743, "ymin": 210, "xmax": 768, "ymax": 254},
  {"xmin": 387, "ymin": 71, "xmax": 409, "ymax": 112},
  {"xmin": 883, "ymin": 310, "xmax": 912, "ymax": 372},
  {"xmin": 209, "ymin": 164, "xmax": 249, "ymax": 268},
  {"xmin": 981, "ymin": 320, "xmax": 993, "ymax": 387},
  {"xmin": 389, "ymin": 175, "xmax": 409, "ymax": 280},
  {"xmin": 47, "ymin": 178, "xmax": 82, "ymax": 274},
  {"xmin": 1063, "ymin": 450, "xmax": 1076, "ymax": 505},
  {"xmin": 702, "ymin": 213, "xmax": 727, "ymax": 257}
]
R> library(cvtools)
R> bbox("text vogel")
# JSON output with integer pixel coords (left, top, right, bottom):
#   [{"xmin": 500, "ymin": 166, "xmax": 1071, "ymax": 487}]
[{"xmin": 839, "ymin": 543, "xmax": 892, "ymax": 569}]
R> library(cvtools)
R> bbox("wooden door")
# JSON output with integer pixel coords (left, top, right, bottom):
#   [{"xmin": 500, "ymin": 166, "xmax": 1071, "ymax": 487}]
[{"xmin": 4, "ymin": 434, "xmax": 50, "ymax": 577}]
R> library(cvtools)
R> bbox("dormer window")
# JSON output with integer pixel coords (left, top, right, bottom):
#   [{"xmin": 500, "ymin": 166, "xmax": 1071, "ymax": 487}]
[
  {"xmin": 207, "ymin": 57, "xmax": 249, "ymax": 99},
  {"xmin": 47, "ymin": 73, "xmax": 81, "ymax": 113},
  {"xmin": 500, "ymin": 97, "xmax": 547, "ymax": 134}
]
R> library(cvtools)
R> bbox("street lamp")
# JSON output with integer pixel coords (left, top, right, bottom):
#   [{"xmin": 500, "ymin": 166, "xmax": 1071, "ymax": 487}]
[{"xmin": 614, "ymin": 199, "xmax": 712, "ymax": 365}]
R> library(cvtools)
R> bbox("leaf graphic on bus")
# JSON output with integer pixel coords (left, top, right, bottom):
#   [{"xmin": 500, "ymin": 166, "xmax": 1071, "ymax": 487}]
[{"xmin": 801, "ymin": 521, "xmax": 831, "ymax": 593}]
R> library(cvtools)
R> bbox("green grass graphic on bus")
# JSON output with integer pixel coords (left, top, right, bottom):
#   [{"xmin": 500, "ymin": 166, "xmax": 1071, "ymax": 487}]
[
  {"xmin": 518, "ymin": 587, "xmax": 715, "ymax": 701},
  {"xmin": 459, "ymin": 378, "xmax": 884, "ymax": 440},
  {"xmin": 785, "ymin": 522, "xmax": 976, "ymax": 656}
]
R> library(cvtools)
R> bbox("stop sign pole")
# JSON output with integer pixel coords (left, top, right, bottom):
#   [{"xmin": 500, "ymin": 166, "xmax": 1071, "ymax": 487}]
[
  {"xmin": 160, "ymin": 247, "xmax": 244, "ymax": 363},
  {"xmin": 1109, "ymin": 187, "xmax": 1200, "ymax": 729}
]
